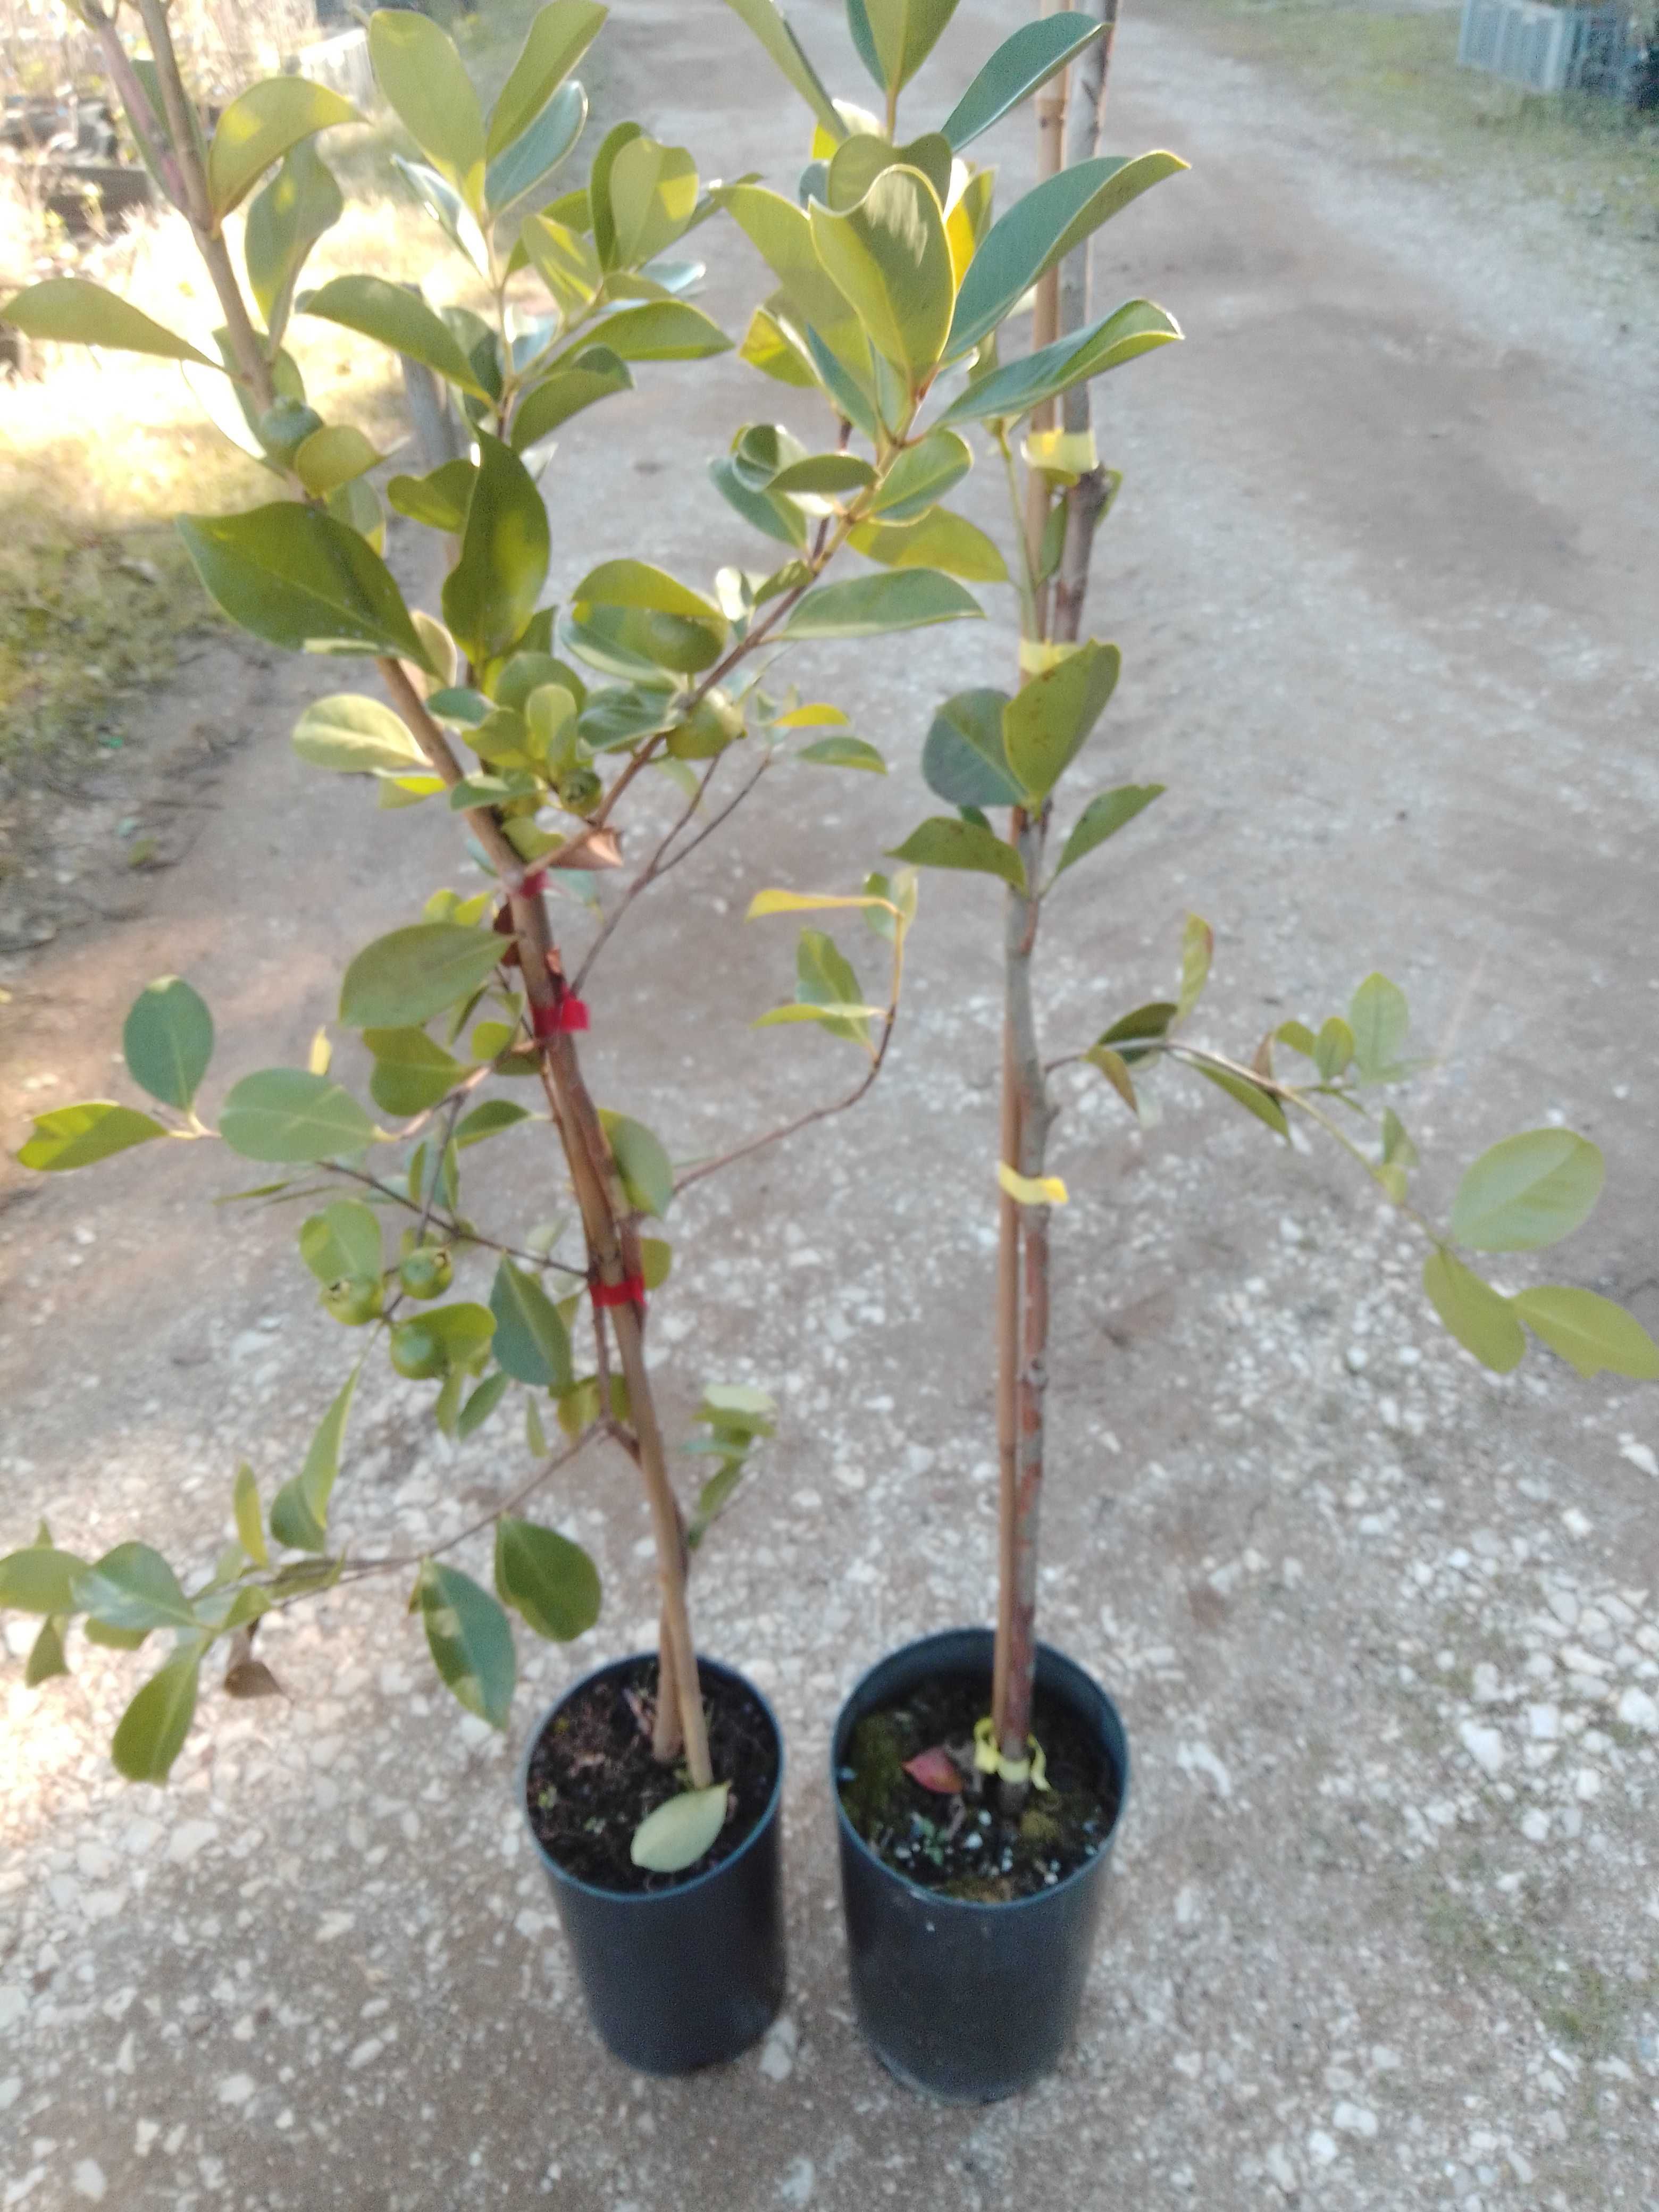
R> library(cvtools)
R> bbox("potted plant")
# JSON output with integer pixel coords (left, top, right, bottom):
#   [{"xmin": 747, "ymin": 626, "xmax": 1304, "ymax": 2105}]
[
  {"xmin": 722, "ymin": 0, "xmax": 1659, "ymax": 2102},
  {"xmin": 0, "ymin": 0, "xmax": 966, "ymax": 2076}
]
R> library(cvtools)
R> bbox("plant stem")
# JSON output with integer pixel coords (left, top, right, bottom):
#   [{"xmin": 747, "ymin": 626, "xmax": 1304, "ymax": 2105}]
[
  {"xmin": 1054, "ymin": 0, "xmax": 1124, "ymax": 646},
  {"xmin": 1022, "ymin": 1, "xmax": 1073, "ymax": 633}
]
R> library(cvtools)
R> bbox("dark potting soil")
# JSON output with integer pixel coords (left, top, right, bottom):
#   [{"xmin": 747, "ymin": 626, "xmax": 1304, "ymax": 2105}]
[
  {"xmin": 838, "ymin": 1671, "xmax": 1119, "ymax": 1902},
  {"xmin": 524, "ymin": 1661, "xmax": 778, "ymax": 1895}
]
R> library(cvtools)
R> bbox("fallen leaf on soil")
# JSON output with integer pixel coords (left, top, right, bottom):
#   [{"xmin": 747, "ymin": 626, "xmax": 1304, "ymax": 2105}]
[{"xmin": 903, "ymin": 1746, "xmax": 965, "ymax": 1793}]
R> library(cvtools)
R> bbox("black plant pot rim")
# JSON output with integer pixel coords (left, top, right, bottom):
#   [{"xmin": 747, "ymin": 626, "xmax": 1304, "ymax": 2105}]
[
  {"xmin": 519, "ymin": 1648, "xmax": 786, "ymax": 1907},
  {"xmin": 831, "ymin": 1627, "xmax": 1130, "ymax": 1915}
]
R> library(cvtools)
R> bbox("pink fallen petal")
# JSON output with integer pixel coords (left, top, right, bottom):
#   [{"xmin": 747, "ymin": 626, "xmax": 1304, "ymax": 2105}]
[{"xmin": 903, "ymin": 1746, "xmax": 965, "ymax": 1794}]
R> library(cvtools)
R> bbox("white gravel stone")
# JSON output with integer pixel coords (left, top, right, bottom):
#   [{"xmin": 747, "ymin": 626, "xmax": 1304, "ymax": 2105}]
[
  {"xmin": 1308, "ymin": 2130, "xmax": 1338, "ymax": 2166},
  {"xmin": 166, "ymin": 1821, "xmax": 217, "ymax": 1866},
  {"xmin": 1265, "ymin": 2143, "xmax": 1298, "ymax": 2194},
  {"xmin": 1527, "ymin": 1705, "xmax": 1560, "ymax": 1740},
  {"xmin": 1522, "ymin": 1808, "xmax": 1551, "ymax": 1842},
  {"xmin": 1459, "ymin": 1722, "xmax": 1506, "ymax": 1778},
  {"xmin": 70, "ymin": 2161, "xmax": 106, "ymax": 2201},
  {"xmin": 1616, "ymin": 1687, "xmax": 1658, "ymax": 1733},
  {"xmin": 216, "ymin": 2073, "xmax": 255, "ymax": 2107},
  {"xmin": 1334, "ymin": 2101, "xmax": 1378, "ymax": 2138},
  {"xmin": 758, "ymin": 2015, "xmax": 798, "ymax": 2083}
]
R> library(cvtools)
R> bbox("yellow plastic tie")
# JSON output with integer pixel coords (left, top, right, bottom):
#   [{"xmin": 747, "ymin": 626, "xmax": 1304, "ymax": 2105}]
[
  {"xmin": 973, "ymin": 1715, "xmax": 1052, "ymax": 1790},
  {"xmin": 1023, "ymin": 426, "xmax": 1099, "ymax": 487},
  {"xmin": 1018, "ymin": 638, "xmax": 1082, "ymax": 677}
]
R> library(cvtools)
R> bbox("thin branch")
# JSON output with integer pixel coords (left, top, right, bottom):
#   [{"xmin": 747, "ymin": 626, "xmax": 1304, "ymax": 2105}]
[
  {"xmin": 339, "ymin": 1429, "xmax": 598, "ymax": 1576},
  {"xmin": 320, "ymin": 1162, "xmax": 586, "ymax": 1278}
]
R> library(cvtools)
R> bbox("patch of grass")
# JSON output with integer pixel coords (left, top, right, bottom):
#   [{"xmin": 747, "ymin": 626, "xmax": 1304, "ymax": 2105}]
[
  {"xmin": 1191, "ymin": 1, "xmax": 1659, "ymax": 240},
  {"xmin": 1419, "ymin": 1878, "xmax": 1648, "ymax": 2063}
]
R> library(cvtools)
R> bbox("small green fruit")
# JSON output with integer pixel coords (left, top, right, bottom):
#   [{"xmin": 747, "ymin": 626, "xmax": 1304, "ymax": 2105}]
[
  {"xmin": 398, "ymin": 1247, "xmax": 453, "ymax": 1300},
  {"xmin": 666, "ymin": 690, "xmax": 744, "ymax": 760},
  {"xmin": 389, "ymin": 1320, "xmax": 446, "ymax": 1379},
  {"xmin": 258, "ymin": 398, "xmax": 324, "ymax": 463},
  {"xmin": 322, "ymin": 1276, "xmax": 382, "ymax": 1327},
  {"xmin": 556, "ymin": 765, "xmax": 603, "ymax": 816}
]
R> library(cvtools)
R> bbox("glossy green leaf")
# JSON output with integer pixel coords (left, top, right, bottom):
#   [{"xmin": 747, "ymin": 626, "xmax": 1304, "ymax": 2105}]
[
  {"xmin": 490, "ymin": 1258, "xmax": 573, "ymax": 1388},
  {"xmin": 739, "ymin": 303, "xmax": 818, "ymax": 387},
  {"xmin": 795, "ymin": 926, "xmax": 869, "ymax": 1044},
  {"xmin": 73, "ymin": 1543, "xmax": 196, "ymax": 1632},
  {"xmin": 207, "ymin": 76, "xmax": 356, "ymax": 217},
  {"xmin": 868, "ymin": 426, "xmax": 971, "ymax": 520},
  {"xmin": 710, "ymin": 456, "xmax": 809, "ymax": 547},
  {"xmin": 245, "ymin": 139, "xmax": 342, "ymax": 345},
  {"xmin": 233, "ymin": 1464, "xmax": 269, "ymax": 1569},
  {"xmin": 16, "ymin": 1101, "xmax": 169, "ymax": 1172},
  {"xmin": 1001, "ymin": 641, "xmax": 1120, "ymax": 801},
  {"xmin": 630, "ymin": 1781, "xmax": 730, "ymax": 1872},
  {"xmin": 937, "ymin": 298, "xmax": 1181, "ymax": 427},
  {"xmin": 393, "ymin": 152, "xmax": 489, "ymax": 275},
  {"xmin": 1381, "ymin": 1108, "xmax": 1418, "ymax": 1168},
  {"xmin": 1086, "ymin": 1045, "xmax": 1138, "ymax": 1114},
  {"xmin": 1195, "ymin": 1062, "xmax": 1288, "ymax": 1139},
  {"xmin": 798, "ymin": 735, "xmax": 886, "ymax": 772},
  {"xmin": 455, "ymin": 1370, "xmax": 510, "ymax": 1439},
  {"xmin": 717, "ymin": 185, "xmax": 862, "ymax": 355},
  {"xmin": 292, "ymin": 424, "xmax": 381, "ymax": 497},
  {"xmin": 486, "ymin": 79, "xmax": 587, "ymax": 215},
  {"xmin": 298, "ymin": 1199, "xmax": 383, "ymax": 1285},
  {"xmin": 849, "ymin": 508, "xmax": 1007, "ymax": 581},
  {"xmin": 641, "ymin": 1237, "xmax": 673, "ymax": 1290},
  {"xmin": 456, "ymin": 1100, "xmax": 533, "ymax": 1147},
  {"xmin": 84, "ymin": 1618, "xmax": 149, "ymax": 1652},
  {"xmin": 571, "ymin": 559, "xmax": 724, "ymax": 623},
  {"xmin": 370, "ymin": 7, "xmax": 485, "ymax": 205},
  {"xmin": 825, "ymin": 128, "xmax": 952, "ymax": 212},
  {"xmin": 1512, "ymin": 1287, "xmax": 1659, "ymax": 1381},
  {"xmin": 783, "ymin": 568, "xmax": 980, "ymax": 638},
  {"xmin": 941, "ymin": 13, "xmax": 1107, "ymax": 150},
  {"xmin": 1097, "ymin": 1000, "xmax": 1177, "ymax": 1066},
  {"xmin": 488, "ymin": 0, "xmax": 605, "ymax": 158},
  {"xmin": 608, "ymin": 134, "xmax": 698, "ymax": 267},
  {"xmin": 949, "ymin": 153, "xmax": 1187, "ymax": 357},
  {"xmin": 886, "ymin": 816, "xmax": 1024, "ymax": 892},
  {"xmin": 521, "ymin": 210, "xmax": 601, "ymax": 313},
  {"xmin": 26, "ymin": 1616, "xmax": 69, "ymax": 1686},
  {"xmin": 1449, "ymin": 1130, "xmax": 1605, "ymax": 1254},
  {"xmin": 442, "ymin": 432, "xmax": 550, "ymax": 666},
  {"xmin": 386, "ymin": 458, "xmax": 477, "ymax": 533},
  {"xmin": 300, "ymin": 274, "xmax": 488, "ymax": 397},
  {"xmin": 0, "ymin": 1545, "xmax": 89, "ymax": 1614},
  {"xmin": 177, "ymin": 502, "xmax": 432, "ymax": 665},
  {"xmin": 339, "ymin": 924, "xmax": 506, "ymax": 1030},
  {"xmin": 1176, "ymin": 914, "xmax": 1213, "ymax": 1025},
  {"xmin": 269, "ymin": 1368, "xmax": 358, "ymax": 1553},
  {"xmin": 768, "ymin": 453, "xmax": 877, "ymax": 498},
  {"xmin": 809, "ymin": 166, "xmax": 953, "ymax": 381},
  {"xmin": 0, "ymin": 278, "xmax": 219, "ymax": 366},
  {"xmin": 589, "ymin": 298, "xmax": 731, "ymax": 361},
  {"xmin": 122, "ymin": 977, "xmax": 213, "ymax": 1112},
  {"xmin": 494, "ymin": 1516, "xmax": 601, "ymax": 1640},
  {"xmin": 1347, "ymin": 972, "xmax": 1410, "ymax": 1081},
  {"xmin": 1422, "ymin": 1249, "xmax": 1525, "ymax": 1373},
  {"xmin": 219, "ymin": 1070, "xmax": 375, "ymax": 1162},
  {"xmin": 1314, "ymin": 1016, "xmax": 1355, "ymax": 1082},
  {"xmin": 112, "ymin": 1655, "xmax": 200, "ymax": 1783},
  {"xmin": 598, "ymin": 1109, "xmax": 674, "ymax": 1218},
  {"xmin": 717, "ymin": 0, "xmax": 845, "ymax": 139},
  {"xmin": 293, "ymin": 694, "xmax": 428, "ymax": 775},
  {"xmin": 1054, "ymin": 783, "xmax": 1163, "ymax": 877},
  {"xmin": 362, "ymin": 1028, "xmax": 462, "ymax": 1117},
  {"xmin": 861, "ymin": 0, "xmax": 958, "ymax": 91},
  {"xmin": 921, "ymin": 687, "xmax": 1020, "ymax": 808},
  {"xmin": 418, "ymin": 1561, "xmax": 515, "ymax": 1728}
]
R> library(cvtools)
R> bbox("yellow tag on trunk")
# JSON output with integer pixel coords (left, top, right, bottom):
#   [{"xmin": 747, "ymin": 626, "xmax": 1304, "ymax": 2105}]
[{"xmin": 998, "ymin": 1161, "xmax": 1068, "ymax": 1207}]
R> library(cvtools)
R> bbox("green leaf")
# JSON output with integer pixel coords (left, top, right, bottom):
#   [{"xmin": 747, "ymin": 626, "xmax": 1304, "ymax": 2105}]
[
  {"xmin": 798, "ymin": 735, "xmax": 886, "ymax": 773},
  {"xmin": 122, "ymin": 977, "xmax": 213, "ymax": 1112},
  {"xmin": 849, "ymin": 508, "xmax": 1007, "ymax": 582},
  {"xmin": 942, "ymin": 13, "xmax": 1107, "ymax": 150},
  {"xmin": 709, "ymin": 456, "xmax": 808, "ymax": 548},
  {"xmin": 716, "ymin": 185, "xmax": 865, "ymax": 359},
  {"xmin": 937, "ymin": 298, "xmax": 1181, "ymax": 428},
  {"xmin": 387, "ymin": 458, "xmax": 477, "ymax": 534},
  {"xmin": 293, "ymin": 694, "xmax": 429, "ymax": 776},
  {"xmin": 522, "ymin": 209, "xmax": 602, "ymax": 313},
  {"xmin": 73, "ymin": 1543, "xmax": 196, "ymax": 1632},
  {"xmin": 300, "ymin": 274, "xmax": 488, "ymax": 398},
  {"xmin": 339, "ymin": 924, "xmax": 505, "ymax": 1030},
  {"xmin": 363, "ymin": 1028, "xmax": 463, "ymax": 1117},
  {"xmin": 233, "ymin": 1463, "xmax": 269, "ymax": 1568},
  {"xmin": 510, "ymin": 347, "xmax": 632, "ymax": 450},
  {"xmin": 219, "ymin": 1070, "xmax": 375, "ymax": 1162},
  {"xmin": 825, "ymin": 129, "xmax": 952, "ymax": 213},
  {"xmin": 1381, "ymin": 1108, "xmax": 1418, "ymax": 1168},
  {"xmin": 596, "ymin": 1109, "xmax": 674, "ymax": 1219},
  {"xmin": 420, "ymin": 1561, "xmax": 516, "ymax": 1728},
  {"xmin": 860, "ymin": 0, "xmax": 960, "ymax": 93},
  {"xmin": 768, "ymin": 453, "xmax": 878, "ymax": 499},
  {"xmin": 298, "ymin": 1199, "xmax": 383, "ymax": 1285},
  {"xmin": 1449, "ymin": 1130, "xmax": 1605, "ymax": 1254},
  {"xmin": 794, "ymin": 926, "xmax": 869, "ymax": 1044},
  {"xmin": 608, "ymin": 134, "xmax": 698, "ymax": 267},
  {"xmin": 1512, "ymin": 1287, "xmax": 1659, "ymax": 1381},
  {"xmin": 494, "ymin": 1517, "xmax": 601, "ymax": 1640},
  {"xmin": 244, "ymin": 139, "xmax": 343, "ymax": 348},
  {"xmin": 441, "ymin": 433, "xmax": 551, "ymax": 666},
  {"xmin": 292, "ymin": 423, "xmax": 381, "ymax": 497},
  {"xmin": 490, "ymin": 1259, "xmax": 574, "ymax": 1388},
  {"xmin": 17, "ymin": 1101, "xmax": 169, "ymax": 1172},
  {"xmin": 588, "ymin": 299, "xmax": 731, "ymax": 361},
  {"xmin": 886, "ymin": 817, "xmax": 1025, "ymax": 892},
  {"xmin": 1347, "ymin": 972, "xmax": 1410, "ymax": 1082},
  {"xmin": 754, "ymin": 1001, "xmax": 887, "ymax": 1030},
  {"xmin": 630, "ymin": 1781, "xmax": 730, "ymax": 1872},
  {"xmin": 783, "ymin": 569, "xmax": 981, "ymax": 639},
  {"xmin": 1001, "ymin": 640, "xmax": 1120, "ymax": 802},
  {"xmin": 0, "ymin": 1545, "xmax": 89, "ymax": 1614},
  {"xmin": 572, "ymin": 559, "xmax": 724, "ymax": 623},
  {"xmin": 457, "ymin": 1369, "xmax": 512, "ymax": 1438},
  {"xmin": 26, "ymin": 1616, "xmax": 69, "ymax": 1687},
  {"xmin": 739, "ymin": 303, "xmax": 818, "ymax": 388},
  {"xmin": 868, "ymin": 427, "xmax": 971, "ymax": 521},
  {"xmin": 1097, "ymin": 1000, "xmax": 1177, "ymax": 1066},
  {"xmin": 456, "ymin": 1099, "xmax": 533, "ymax": 1147},
  {"xmin": 177, "ymin": 502, "xmax": 432, "ymax": 665},
  {"xmin": 1422, "ymin": 1249, "xmax": 1525, "ymax": 1374},
  {"xmin": 207, "ymin": 76, "xmax": 356, "ymax": 217},
  {"xmin": 486, "ymin": 80, "xmax": 588, "ymax": 216},
  {"xmin": 0, "ymin": 278, "xmax": 219, "ymax": 367},
  {"xmin": 809, "ymin": 166, "xmax": 953, "ymax": 382},
  {"xmin": 1175, "ymin": 914, "xmax": 1214, "ymax": 1026},
  {"xmin": 112, "ymin": 1655, "xmax": 201, "ymax": 1783},
  {"xmin": 949, "ymin": 153, "xmax": 1187, "ymax": 358},
  {"xmin": 1314, "ymin": 1016, "xmax": 1355, "ymax": 1083},
  {"xmin": 269, "ymin": 1368, "xmax": 358, "ymax": 1553},
  {"xmin": 370, "ymin": 7, "xmax": 485, "ymax": 205},
  {"xmin": 1195, "ymin": 1062, "xmax": 1288, "ymax": 1139},
  {"xmin": 921, "ymin": 687, "xmax": 1020, "ymax": 808},
  {"xmin": 1054, "ymin": 784, "xmax": 1163, "ymax": 877},
  {"xmin": 488, "ymin": 0, "xmax": 605, "ymax": 158},
  {"xmin": 1085, "ymin": 1044, "xmax": 1138, "ymax": 1115},
  {"xmin": 717, "ymin": 0, "xmax": 845, "ymax": 140}
]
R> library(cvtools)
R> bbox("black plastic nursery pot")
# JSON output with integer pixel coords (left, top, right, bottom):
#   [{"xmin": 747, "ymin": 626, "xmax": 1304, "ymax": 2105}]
[
  {"xmin": 520, "ymin": 1652, "xmax": 786, "ymax": 2075},
  {"xmin": 833, "ymin": 1626, "xmax": 1130, "ymax": 2103}
]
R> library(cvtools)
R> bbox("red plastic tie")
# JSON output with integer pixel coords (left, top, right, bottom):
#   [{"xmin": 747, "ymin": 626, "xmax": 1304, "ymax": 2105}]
[
  {"xmin": 556, "ymin": 994, "xmax": 590, "ymax": 1033},
  {"xmin": 592, "ymin": 1275, "xmax": 647, "ymax": 1311},
  {"xmin": 518, "ymin": 869, "xmax": 548, "ymax": 898},
  {"xmin": 531, "ymin": 1000, "xmax": 562, "ymax": 1039}
]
